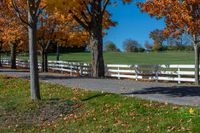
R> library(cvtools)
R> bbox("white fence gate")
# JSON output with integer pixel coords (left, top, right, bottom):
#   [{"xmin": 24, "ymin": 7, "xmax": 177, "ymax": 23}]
[{"xmin": 1, "ymin": 58, "xmax": 197, "ymax": 83}]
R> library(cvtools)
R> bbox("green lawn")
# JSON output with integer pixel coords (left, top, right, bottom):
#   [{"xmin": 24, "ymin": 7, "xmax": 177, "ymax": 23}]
[
  {"xmin": 13, "ymin": 51, "xmax": 195, "ymax": 64},
  {"xmin": 0, "ymin": 76, "xmax": 200, "ymax": 132}
]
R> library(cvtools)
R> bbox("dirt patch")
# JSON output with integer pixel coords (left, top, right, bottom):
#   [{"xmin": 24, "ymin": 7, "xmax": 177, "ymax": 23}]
[{"xmin": 0, "ymin": 99, "xmax": 82, "ymax": 128}]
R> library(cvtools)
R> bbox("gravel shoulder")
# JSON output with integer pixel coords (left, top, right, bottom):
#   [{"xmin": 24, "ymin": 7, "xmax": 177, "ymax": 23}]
[{"xmin": 1, "ymin": 69, "xmax": 200, "ymax": 106}]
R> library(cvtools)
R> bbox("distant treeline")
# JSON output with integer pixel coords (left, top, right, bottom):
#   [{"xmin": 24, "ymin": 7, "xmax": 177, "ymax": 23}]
[
  {"xmin": 159, "ymin": 45, "xmax": 193, "ymax": 51},
  {"xmin": 104, "ymin": 39, "xmax": 193, "ymax": 53}
]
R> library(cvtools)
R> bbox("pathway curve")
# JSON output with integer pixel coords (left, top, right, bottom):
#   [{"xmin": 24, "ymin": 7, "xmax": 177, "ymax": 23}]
[{"xmin": 1, "ymin": 69, "xmax": 200, "ymax": 106}]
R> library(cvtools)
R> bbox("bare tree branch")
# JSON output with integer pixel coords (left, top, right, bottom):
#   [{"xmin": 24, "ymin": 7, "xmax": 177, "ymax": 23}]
[
  {"xmin": 102, "ymin": 0, "xmax": 110, "ymax": 15},
  {"xmin": 11, "ymin": 0, "xmax": 31, "ymax": 27}
]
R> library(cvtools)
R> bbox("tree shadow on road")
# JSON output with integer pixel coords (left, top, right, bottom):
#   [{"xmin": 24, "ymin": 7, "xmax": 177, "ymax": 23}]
[
  {"xmin": 81, "ymin": 93, "xmax": 110, "ymax": 101},
  {"xmin": 39, "ymin": 75, "xmax": 90, "ymax": 80},
  {"xmin": 122, "ymin": 86, "xmax": 200, "ymax": 97}
]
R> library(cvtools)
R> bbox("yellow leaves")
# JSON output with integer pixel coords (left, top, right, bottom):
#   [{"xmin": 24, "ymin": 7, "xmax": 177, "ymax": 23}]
[
  {"xmin": 46, "ymin": 0, "xmax": 75, "ymax": 13},
  {"xmin": 189, "ymin": 108, "xmax": 194, "ymax": 114}
]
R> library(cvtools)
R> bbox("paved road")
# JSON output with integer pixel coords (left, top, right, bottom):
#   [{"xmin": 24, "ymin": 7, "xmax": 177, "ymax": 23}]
[{"xmin": 1, "ymin": 69, "xmax": 200, "ymax": 106}]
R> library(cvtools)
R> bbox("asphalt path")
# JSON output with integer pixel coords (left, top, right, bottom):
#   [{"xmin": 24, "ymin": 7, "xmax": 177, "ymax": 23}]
[{"xmin": 1, "ymin": 69, "xmax": 200, "ymax": 106}]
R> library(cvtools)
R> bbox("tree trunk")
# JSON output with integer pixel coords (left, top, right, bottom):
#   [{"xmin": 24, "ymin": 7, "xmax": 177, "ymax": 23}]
[
  {"xmin": 71, "ymin": 0, "xmax": 105, "ymax": 77},
  {"xmin": 90, "ymin": 32, "xmax": 105, "ymax": 78},
  {"xmin": 56, "ymin": 43, "xmax": 60, "ymax": 61},
  {"xmin": 194, "ymin": 45, "xmax": 199, "ymax": 85},
  {"xmin": 44, "ymin": 50, "xmax": 48, "ymax": 72},
  {"xmin": 10, "ymin": 43, "xmax": 17, "ymax": 69},
  {"xmin": 41, "ymin": 49, "xmax": 45, "ymax": 72},
  {"xmin": 0, "ymin": 44, "xmax": 2, "ymax": 67},
  {"xmin": 41, "ymin": 49, "xmax": 48, "ymax": 73},
  {"xmin": 28, "ymin": 14, "xmax": 41, "ymax": 100},
  {"xmin": 0, "ymin": 51, "xmax": 1, "ymax": 67}
]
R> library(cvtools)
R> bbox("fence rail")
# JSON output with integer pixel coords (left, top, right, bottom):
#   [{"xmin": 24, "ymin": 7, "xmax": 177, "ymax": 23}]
[
  {"xmin": 106, "ymin": 64, "xmax": 196, "ymax": 83},
  {"xmin": 1, "ymin": 58, "xmax": 197, "ymax": 84}
]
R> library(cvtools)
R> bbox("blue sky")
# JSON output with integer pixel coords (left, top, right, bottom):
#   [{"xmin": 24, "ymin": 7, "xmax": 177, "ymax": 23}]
[{"xmin": 104, "ymin": 2, "xmax": 166, "ymax": 50}]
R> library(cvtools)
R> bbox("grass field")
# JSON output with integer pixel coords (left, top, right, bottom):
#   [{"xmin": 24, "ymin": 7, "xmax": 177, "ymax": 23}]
[
  {"xmin": 1, "ymin": 76, "xmax": 200, "ymax": 132},
  {"xmin": 3, "ymin": 51, "xmax": 195, "ymax": 64}
]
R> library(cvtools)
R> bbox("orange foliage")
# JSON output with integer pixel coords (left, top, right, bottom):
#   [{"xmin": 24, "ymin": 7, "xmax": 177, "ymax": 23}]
[
  {"xmin": 37, "ymin": 9, "xmax": 89, "ymax": 50},
  {"xmin": 47, "ymin": 0, "xmax": 120, "ymax": 32},
  {"xmin": 138, "ymin": 0, "xmax": 200, "ymax": 37},
  {"xmin": 0, "ymin": 2, "xmax": 27, "ymax": 52}
]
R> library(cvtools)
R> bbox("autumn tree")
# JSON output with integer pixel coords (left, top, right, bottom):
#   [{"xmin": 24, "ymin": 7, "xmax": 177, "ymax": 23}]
[
  {"xmin": 54, "ymin": 13, "xmax": 89, "ymax": 60},
  {"xmin": 3, "ymin": 26, "xmax": 27, "ymax": 69},
  {"xmin": 49, "ymin": 0, "xmax": 132, "ymax": 78},
  {"xmin": 0, "ymin": 10, "xmax": 5, "ymax": 67},
  {"xmin": 123, "ymin": 39, "xmax": 141, "ymax": 52},
  {"xmin": 3, "ymin": 18, "xmax": 27, "ymax": 69},
  {"xmin": 138, "ymin": 0, "xmax": 200, "ymax": 84},
  {"xmin": 38, "ymin": 10, "xmax": 88, "ymax": 72},
  {"xmin": 0, "ymin": 34, "xmax": 4, "ymax": 67},
  {"xmin": 10, "ymin": 0, "xmax": 44, "ymax": 100},
  {"xmin": 37, "ymin": 10, "xmax": 60, "ymax": 72},
  {"xmin": 0, "ymin": 3, "xmax": 27, "ymax": 69},
  {"xmin": 150, "ymin": 29, "xmax": 166, "ymax": 51}
]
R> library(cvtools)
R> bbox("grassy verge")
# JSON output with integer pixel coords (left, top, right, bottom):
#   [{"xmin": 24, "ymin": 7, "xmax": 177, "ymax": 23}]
[{"xmin": 0, "ymin": 76, "xmax": 200, "ymax": 132}]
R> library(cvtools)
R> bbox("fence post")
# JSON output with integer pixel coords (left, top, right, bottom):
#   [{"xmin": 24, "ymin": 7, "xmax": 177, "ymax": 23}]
[
  {"xmin": 70, "ymin": 63, "xmax": 73, "ymax": 76},
  {"xmin": 178, "ymin": 66, "xmax": 181, "ymax": 84},
  {"xmin": 118, "ymin": 66, "xmax": 120, "ymax": 79},
  {"xmin": 135, "ymin": 65, "xmax": 138, "ymax": 81},
  {"xmin": 79, "ymin": 63, "xmax": 83, "ymax": 76},
  {"xmin": 155, "ymin": 66, "xmax": 159, "ymax": 82},
  {"xmin": 61, "ymin": 63, "xmax": 63, "ymax": 74},
  {"xmin": 104, "ymin": 64, "xmax": 108, "ymax": 77}
]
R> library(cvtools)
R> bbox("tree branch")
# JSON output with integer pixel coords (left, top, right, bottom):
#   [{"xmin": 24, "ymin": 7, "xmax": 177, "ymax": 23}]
[
  {"xmin": 81, "ymin": 11, "xmax": 90, "ymax": 25},
  {"xmin": 72, "ymin": 14, "xmax": 89, "ymax": 31},
  {"xmin": 102, "ymin": 0, "xmax": 110, "ymax": 15},
  {"xmin": 45, "ymin": 40, "xmax": 51, "ymax": 50},
  {"xmin": 11, "ymin": 0, "xmax": 31, "ymax": 27},
  {"xmin": 83, "ymin": 0, "xmax": 92, "ymax": 17}
]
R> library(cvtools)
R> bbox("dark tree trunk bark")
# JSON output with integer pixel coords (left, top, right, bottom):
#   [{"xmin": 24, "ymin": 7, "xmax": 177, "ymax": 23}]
[
  {"xmin": 41, "ymin": 49, "xmax": 45, "ymax": 72},
  {"xmin": 0, "ymin": 51, "xmax": 1, "ymax": 67},
  {"xmin": 44, "ymin": 50, "xmax": 48, "ymax": 72},
  {"xmin": 88, "ymin": 1, "xmax": 105, "ymax": 78},
  {"xmin": 41, "ymin": 49, "xmax": 48, "ymax": 73},
  {"xmin": 28, "ymin": 16, "xmax": 41, "ymax": 100},
  {"xmin": 194, "ymin": 45, "xmax": 199, "ymax": 85},
  {"xmin": 90, "ymin": 31, "xmax": 105, "ymax": 78},
  {"xmin": 72, "ymin": 0, "xmax": 106, "ymax": 78},
  {"xmin": 56, "ymin": 43, "xmax": 60, "ymax": 61},
  {"xmin": 10, "ymin": 43, "xmax": 17, "ymax": 69},
  {"xmin": 0, "ymin": 44, "xmax": 2, "ymax": 67}
]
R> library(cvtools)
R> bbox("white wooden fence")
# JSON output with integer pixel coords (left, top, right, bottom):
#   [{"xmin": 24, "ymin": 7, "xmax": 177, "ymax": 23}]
[
  {"xmin": 106, "ymin": 64, "xmax": 196, "ymax": 83},
  {"xmin": 1, "ymin": 58, "xmax": 92, "ymax": 76},
  {"xmin": 47, "ymin": 60, "xmax": 92, "ymax": 76},
  {"xmin": 1, "ymin": 58, "xmax": 197, "ymax": 83}
]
